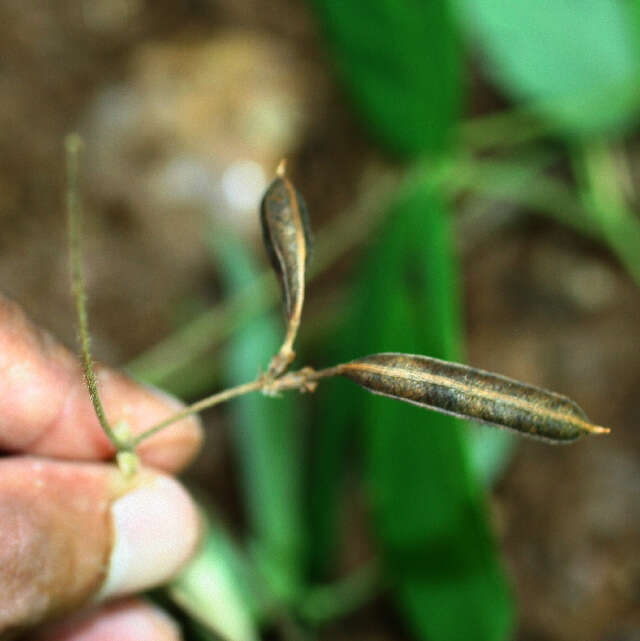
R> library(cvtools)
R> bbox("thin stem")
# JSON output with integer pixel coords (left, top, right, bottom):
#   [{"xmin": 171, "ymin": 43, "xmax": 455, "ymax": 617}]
[
  {"xmin": 445, "ymin": 154, "xmax": 595, "ymax": 238},
  {"xmin": 298, "ymin": 560, "xmax": 381, "ymax": 625},
  {"xmin": 458, "ymin": 107, "xmax": 552, "ymax": 150},
  {"xmin": 66, "ymin": 134, "xmax": 122, "ymax": 451},
  {"xmin": 125, "ymin": 168, "xmax": 399, "ymax": 386},
  {"xmin": 132, "ymin": 379, "xmax": 263, "ymax": 445},
  {"xmin": 571, "ymin": 140, "xmax": 640, "ymax": 286},
  {"xmin": 264, "ymin": 365, "xmax": 345, "ymax": 396},
  {"xmin": 125, "ymin": 108, "xmax": 572, "ymax": 390},
  {"xmin": 132, "ymin": 364, "xmax": 345, "ymax": 446}
]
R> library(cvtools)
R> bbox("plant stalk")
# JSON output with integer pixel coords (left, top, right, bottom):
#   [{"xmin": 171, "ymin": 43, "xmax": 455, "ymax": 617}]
[
  {"xmin": 132, "ymin": 365, "xmax": 345, "ymax": 446},
  {"xmin": 66, "ymin": 133, "xmax": 123, "ymax": 451}
]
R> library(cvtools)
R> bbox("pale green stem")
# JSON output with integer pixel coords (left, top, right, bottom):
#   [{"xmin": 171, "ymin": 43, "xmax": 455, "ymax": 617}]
[
  {"xmin": 132, "ymin": 365, "xmax": 344, "ymax": 446},
  {"xmin": 571, "ymin": 140, "xmax": 640, "ymax": 286},
  {"xmin": 458, "ymin": 107, "xmax": 553, "ymax": 150},
  {"xmin": 298, "ymin": 560, "xmax": 381, "ymax": 625},
  {"xmin": 132, "ymin": 379, "xmax": 264, "ymax": 445}
]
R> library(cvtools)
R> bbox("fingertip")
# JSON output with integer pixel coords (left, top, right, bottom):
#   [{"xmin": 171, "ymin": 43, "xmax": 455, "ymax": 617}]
[
  {"xmin": 30, "ymin": 599, "xmax": 182, "ymax": 641},
  {"xmin": 98, "ymin": 473, "xmax": 202, "ymax": 601},
  {"xmin": 0, "ymin": 295, "xmax": 203, "ymax": 471},
  {"xmin": 0, "ymin": 459, "xmax": 201, "ymax": 634}
]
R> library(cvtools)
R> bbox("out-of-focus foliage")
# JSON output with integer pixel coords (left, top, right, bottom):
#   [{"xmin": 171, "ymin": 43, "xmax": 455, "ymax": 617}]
[
  {"xmin": 356, "ymin": 179, "xmax": 513, "ymax": 641},
  {"xmin": 213, "ymin": 232, "xmax": 305, "ymax": 606},
  {"xmin": 571, "ymin": 141, "xmax": 640, "ymax": 285},
  {"xmin": 306, "ymin": 2, "xmax": 515, "ymax": 639},
  {"xmin": 121, "ymin": 2, "xmax": 640, "ymax": 640},
  {"xmin": 309, "ymin": 0, "xmax": 461, "ymax": 155},
  {"xmin": 452, "ymin": 0, "xmax": 640, "ymax": 136},
  {"xmin": 169, "ymin": 510, "xmax": 259, "ymax": 641}
]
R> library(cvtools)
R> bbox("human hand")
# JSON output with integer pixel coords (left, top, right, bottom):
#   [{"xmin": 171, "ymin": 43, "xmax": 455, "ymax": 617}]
[{"xmin": 0, "ymin": 295, "xmax": 204, "ymax": 640}]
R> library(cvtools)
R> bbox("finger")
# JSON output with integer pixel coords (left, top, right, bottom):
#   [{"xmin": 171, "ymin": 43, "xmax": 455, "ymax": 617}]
[
  {"xmin": 0, "ymin": 294, "xmax": 202, "ymax": 472},
  {"xmin": 0, "ymin": 457, "xmax": 201, "ymax": 637},
  {"xmin": 29, "ymin": 599, "xmax": 182, "ymax": 641}
]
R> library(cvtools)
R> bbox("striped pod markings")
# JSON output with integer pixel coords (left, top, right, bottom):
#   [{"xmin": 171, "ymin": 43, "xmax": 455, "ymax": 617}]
[
  {"xmin": 339, "ymin": 353, "xmax": 609, "ymax": 442},
  {"xmin": 260, "ymin": 161, "xmax": 312, "ymax": 376}
]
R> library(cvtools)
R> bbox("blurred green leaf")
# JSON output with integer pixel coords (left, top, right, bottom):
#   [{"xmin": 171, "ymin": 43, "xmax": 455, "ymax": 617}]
[
  {"xmin": 211, "ymin": 231, "xmax": 305, "ymax": 605},
  {"xmin": 169, "ymin": 510, "xmax": 259, "ymax": 641},
  {"xmin": 467, "ymin": 425, "xmax": 515, "ymax": 486},
  {"xmin": 306, "ymin": 159, "xmax": 516, "ymax": 588},
  {"xmin": 356, "ymin": 177, "xmax": 513, "ymax": 641},
  {"xmin": 447, "ymin": 150, "xmax": 640, "ymax": 287},
  {"xmin": 571, "ymin": 140, "xmax": 640, "ymax": 285},
  {"xmin": 452, "ymin": 0, "xmax": 640, "ymax": 135},
  {"xmin": 299, "ymin": 560, "xmax": 381, "ymax": 624},
  {"xmin": 306, "ymin": 307, "xmax": 363, "ymax": 577},
  {"xmin": 309, "ymin": 0, "xmax": 461, "ymax": 155}
]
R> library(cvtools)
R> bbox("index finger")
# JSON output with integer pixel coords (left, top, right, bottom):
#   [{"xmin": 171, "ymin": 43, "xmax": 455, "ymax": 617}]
[{"xmin": 0, "ymin": 295, "xmax": 203, "ymax": 472}]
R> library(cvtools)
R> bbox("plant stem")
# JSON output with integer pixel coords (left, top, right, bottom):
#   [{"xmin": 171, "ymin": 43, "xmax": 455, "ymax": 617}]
[
  {"xmin": 125, "ymin": 168, "xmax": 399, "ymax": 386},
  {"xmin": 125, "ymin": 108, "xmax": 576, "ymax": 390},
  {"xmin": 66, "ymin": 134, "xmax": 123, "ymax": 451},
  {"xmin": 446, "ymin": 154, "xmax": 595, "ymax": 237},
  {"xmin": 298, "ymin": 560, "xmax": 381, "ymax": 625},
  {"xmin": 132, "ymin": 365, "xmax": 345, "ymax": 446},
  {"xmin": 458, "ymin": 107, "xmax": 553, "ymax": 150},
  {"xmin": 132, "ymin": 379, "xmax": 264, "ymax": 445},
  {"xmin": 571, "ymin": 140, "xmax": 640, "ymax": 286}
]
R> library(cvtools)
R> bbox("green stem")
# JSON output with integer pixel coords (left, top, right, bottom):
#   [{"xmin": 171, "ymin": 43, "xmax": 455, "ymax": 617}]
[
  {"xmin": 446, "ymin": 154, "xmax": 596, "ymax": 238},
  {"xmin": 458, "ymin": 108, "xmax": 551, "ymax": 150},
  {"xmin": 571, "ymin": 140, "xmax": 640, "ymax": 285},
  {"xmin": 298, "ymin": 561, "xmax": 381, "ymax": 625},
  {"xmin": 66, "ymin": 134, "xmax": 123, "ymax": 451}
]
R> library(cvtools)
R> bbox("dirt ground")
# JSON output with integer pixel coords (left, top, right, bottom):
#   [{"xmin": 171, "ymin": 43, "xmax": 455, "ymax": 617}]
[{"xmin": 1, "ymin": 2, "xmax": 638, "ymax": 640}]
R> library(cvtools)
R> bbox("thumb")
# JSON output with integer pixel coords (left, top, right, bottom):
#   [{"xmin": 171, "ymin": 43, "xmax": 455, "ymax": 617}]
[{"xmin": 0, "ymin": 457, "xmax": 201, "ymax": 637}]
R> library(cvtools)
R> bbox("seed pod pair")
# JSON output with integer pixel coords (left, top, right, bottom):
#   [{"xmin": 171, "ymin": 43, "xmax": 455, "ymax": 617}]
[
  {"xmin": 260, "ymin": 161, "xmax": 312, "ymax": 377},
  {"xmin": 338, "ymin": 353, "xmax": 609, "ymax": 442}
]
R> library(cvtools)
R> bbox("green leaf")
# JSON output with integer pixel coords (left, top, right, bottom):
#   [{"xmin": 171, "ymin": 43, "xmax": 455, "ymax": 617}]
[
  {"xmin": 571, "ymin": 139, "xmax": 640, "ymax": 286},
  {"xmin": 356, "ymin": 177, "xmax": 513, "ymax": 641},
  {"xmin": 169, "ymin": 510, "xmax": 259, "ymax": 641},
  {"xmin": 211, "ymin": 231, "xmax": 305, "ymax": 605},
  {"xmin": 309, "ymin": 0, "xmax": 461, "ymax": 155},
  {"xmin": 467, "ymin": 424, "xmax": 515, "ymax": 486},
  {"xmin": 305, "ymin": 304, "xmax": 364, "ymax": 577},
  {"xmin": 452, "ymin": 0, "xmax": 640, "ymax": 135}
]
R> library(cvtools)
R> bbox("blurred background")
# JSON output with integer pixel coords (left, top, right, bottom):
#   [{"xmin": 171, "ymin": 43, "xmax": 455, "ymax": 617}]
[{"xmin": 2, "ymin": 1, "xmax": 639, "ymax": 640}]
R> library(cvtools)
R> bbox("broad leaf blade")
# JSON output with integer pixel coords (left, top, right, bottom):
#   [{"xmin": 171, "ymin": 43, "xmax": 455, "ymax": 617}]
[
  {"xmin": 305, "ymin": 300, "xmax": 364, "ymax": 577},
  {"xmin": 309, "ymin": 0, "xmax": 461, "ymax": 155},
  {"xmin": 357, "ymin": 179, "xmax": 513, "ymax": 641},
  {"xmin": 453, "ymin": 0, "xmax": 640, "ymax": 135}
]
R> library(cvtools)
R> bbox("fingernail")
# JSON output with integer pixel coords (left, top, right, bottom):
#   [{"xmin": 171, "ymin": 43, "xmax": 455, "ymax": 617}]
[{"xmin": 97, "ymin": 475, "xmax": 201, "ymax": 600}]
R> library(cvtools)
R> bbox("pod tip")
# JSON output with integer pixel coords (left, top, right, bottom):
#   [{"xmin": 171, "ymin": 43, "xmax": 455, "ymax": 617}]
[
  {"xmin": 586, "ymin": 424, "xmax": 611, "ymax": 435},
  {"xmin": 276, "ymin": 158, "xmax": 287, "ymax": 178}
]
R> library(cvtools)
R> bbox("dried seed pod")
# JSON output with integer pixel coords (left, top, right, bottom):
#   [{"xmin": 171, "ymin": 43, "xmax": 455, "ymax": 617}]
[
  {"xmin": 260, "ymin": 160, "xmax": 312, "ymax": 376},
  {"xmin": 339, "ymin": 353, "xmax": 610, "ymax": 442}
]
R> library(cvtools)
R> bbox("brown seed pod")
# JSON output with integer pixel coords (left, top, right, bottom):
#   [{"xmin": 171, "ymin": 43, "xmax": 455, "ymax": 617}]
[
  {"xmin": 260, "ymin": 160, "xmax": 312, "ymax": 376},
  {"xmin": 338, "ymin": 353, "xmax": 610, "ymax": 442}
]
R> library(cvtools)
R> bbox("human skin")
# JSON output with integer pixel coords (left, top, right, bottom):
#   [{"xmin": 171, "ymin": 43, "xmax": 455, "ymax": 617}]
[{"xmin": 0, "ymin": 294, "xmax": 204, "ymax": 641}]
